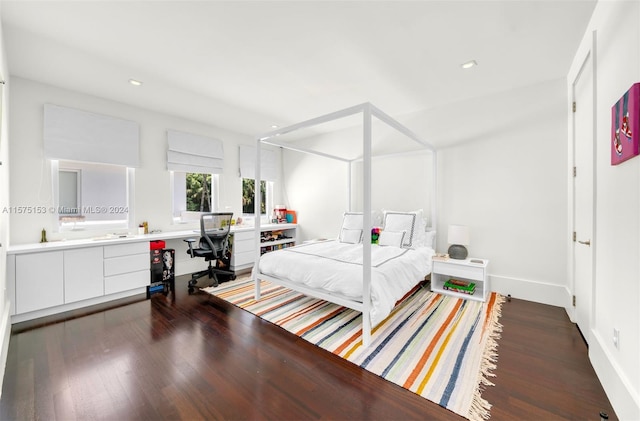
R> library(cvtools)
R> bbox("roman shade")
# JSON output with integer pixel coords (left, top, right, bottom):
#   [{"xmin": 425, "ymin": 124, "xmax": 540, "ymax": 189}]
[
  {"xmin": 43, "ymin": 104, "xmax": 140, "ymax": 167},
  {"xmin": 167, "ymin": 130, "xmax": 224, "ymax": 174},
  {"xmin": 239, "ymin": 145, "xmax": 277, "ymax": 181}
]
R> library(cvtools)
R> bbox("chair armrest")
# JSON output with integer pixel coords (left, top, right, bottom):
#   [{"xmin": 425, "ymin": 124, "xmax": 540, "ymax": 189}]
[{"xmin": 184, "ymin": 238, "xmax": 196, "ymax": 257}]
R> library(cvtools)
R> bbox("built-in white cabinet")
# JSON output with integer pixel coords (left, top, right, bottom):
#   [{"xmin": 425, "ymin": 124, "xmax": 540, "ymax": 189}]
[
  {"xmin": 7, "ymin": 224, "xmax": 298, "ymax": 323},
  {"xmin": 15, "ymin": 251, "xmax": 64, "ymax": 314},
  {"xmin": 103, "ymin": 242, "xmax": 148, "ymax": 294},
  {"xmin": 10, "ymin": 241, "xmax": 151, "ymax": 322},
  {"xmin": 64, "ymin": 247, "xmax": 104, "ymax": 304},
  {"xmin": 230, "ymin": 230, "xmax": 256, "ymax": 271}
]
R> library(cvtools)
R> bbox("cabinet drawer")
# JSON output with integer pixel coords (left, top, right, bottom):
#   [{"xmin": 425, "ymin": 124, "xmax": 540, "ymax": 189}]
[
  {"xmin": 433, "ymin": 262, "xmax": 484, "ymax": 281},
  {"xmin": 104, "ymin": 253, "xmax": 148, "ymax": 276},
  {"xmin": 233, "ymin": 230, "xmax": 254, "ymax": 242},
  {"xmin": 104, "ymin": 242, "xmax": 148, "ymax": 258},
  {"xmin": 232, "ymin": 250, "xmax": 255, "ymax": 267},
  {"xmin": 233, "ymin": 238, "xmax": 255, "ymax": 254},
  {"xmin": 104, "ymin": 270, "xmax": 149, "ymax": 294}
]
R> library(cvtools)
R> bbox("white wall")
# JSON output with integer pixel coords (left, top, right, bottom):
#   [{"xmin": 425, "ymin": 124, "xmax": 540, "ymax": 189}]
[
  {"xmin": 8, "ymin": 77, "xmax": 282, "ymax": 274},
  {"xmin": 283, "ymin": 150, "xmax": 348, "ymax": 241},
  {"xmin": 0, "ymin": 4, "xmax": 10, "ymax": 398},
  {"xmin": 419, "ymin": 79, "xmax": 570, "ymax": 308},
  {"xmin": 568, "ymin": 2, "xmax": 640, "ymax": 419}
]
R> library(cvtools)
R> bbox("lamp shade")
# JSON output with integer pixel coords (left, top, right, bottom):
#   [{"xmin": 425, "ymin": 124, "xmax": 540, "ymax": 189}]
[{"xmin": 447, "ymin": 225, "xmax": 470, "ymax": 246}]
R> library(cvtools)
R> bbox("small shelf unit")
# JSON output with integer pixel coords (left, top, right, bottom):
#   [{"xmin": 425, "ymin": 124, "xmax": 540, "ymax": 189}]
[
  {"xmin": 259, "ymin": 227, "xmax": 296, "ymax": 255},
  {"xmin": 431, "ymin": 258, "xmax": 489, "ymax": 302}
]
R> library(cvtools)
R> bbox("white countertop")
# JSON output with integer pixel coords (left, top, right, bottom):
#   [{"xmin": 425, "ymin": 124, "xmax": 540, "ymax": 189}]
[{"xmin": 7, "ymin": 223, "xmax": 297, "ymax": 254}]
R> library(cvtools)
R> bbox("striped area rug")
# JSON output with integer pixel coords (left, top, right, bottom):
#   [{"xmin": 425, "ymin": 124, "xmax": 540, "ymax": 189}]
[{"xmin": 203, "ymin": 278, "xmax": 504, "ymax": 421}]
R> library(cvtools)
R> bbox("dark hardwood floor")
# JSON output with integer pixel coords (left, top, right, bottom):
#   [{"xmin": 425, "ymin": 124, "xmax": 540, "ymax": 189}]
[{"xmin": 1, "ymin": 276, "xmax": 617, "ymax": 420}]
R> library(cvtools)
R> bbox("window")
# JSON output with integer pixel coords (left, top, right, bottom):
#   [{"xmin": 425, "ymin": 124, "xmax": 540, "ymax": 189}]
[
  {"xmin": 172, "ymin": 172, "xmax": 218, "ymax": 222},
  {"xmin": 58, "ymin": 169, "xmax": 80, "ymax": 215},
  {"xmin": 242, "ymin": 178, "xmax": 274, "ymax": 216},
  {"xmin": 238, "ymin": 145, "xmax": 276, "ymax": 216},
  {"xmin": 53, "ymin": 160, "xmax": 133, "ymax": 231},
  {"xmin": 242, "ymin": 178, "xmax": 266, "ymax": 214}
]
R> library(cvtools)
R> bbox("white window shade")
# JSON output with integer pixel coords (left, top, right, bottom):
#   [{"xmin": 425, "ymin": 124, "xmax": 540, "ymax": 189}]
[
  {"xmin": 239, "ymin": 145, "xmax": 277, "ymax": 181},
  {"xmin": 44, "ymin": 104, "xmax": 140, "ymax": 167},
  {"xmin": 167, "ymin": 130, "xmax": 224, "ymax": 174}
]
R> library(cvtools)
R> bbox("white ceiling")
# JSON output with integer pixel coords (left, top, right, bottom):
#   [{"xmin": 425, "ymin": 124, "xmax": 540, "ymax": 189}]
[{"xmin": 0, "ymin": 0, "xmax": 596, "ymax": 139}]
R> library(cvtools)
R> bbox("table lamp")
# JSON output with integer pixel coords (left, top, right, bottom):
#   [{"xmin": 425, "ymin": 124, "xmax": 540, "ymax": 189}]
[{"xmin": 447, "ymin": 225, "xmax": 469, "ymax": 260}]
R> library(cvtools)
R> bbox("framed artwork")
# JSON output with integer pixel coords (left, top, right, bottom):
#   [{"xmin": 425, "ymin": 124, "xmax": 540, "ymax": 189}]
[{"xmin": 611, "ymin": 83, "xmax": 639, "ymax": 165}]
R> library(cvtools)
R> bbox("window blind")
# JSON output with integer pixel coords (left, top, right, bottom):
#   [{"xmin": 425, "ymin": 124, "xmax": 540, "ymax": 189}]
[
  {"xmin": 239, "ymin": 145, "xmax": 277, "ymax": 181},
  {"xmin": 167, "ymin": 130, "xmax": 224, "ymax": 174},
  {"xmin": 43, "ymin": 104, "xmax": 140, "ymax": 167}
]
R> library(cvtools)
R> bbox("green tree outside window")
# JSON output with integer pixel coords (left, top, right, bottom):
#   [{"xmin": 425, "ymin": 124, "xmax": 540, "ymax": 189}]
[
  {"xmin": 187, "ymin": 173, "xmax": 212, "ymax": 212},
  {"xmin": 242, "ymin": 178, "xmax": 266, "ymax": 214}
]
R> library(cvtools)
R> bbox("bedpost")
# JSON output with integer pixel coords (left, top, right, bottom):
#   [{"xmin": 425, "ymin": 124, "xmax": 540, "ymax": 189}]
[
  {"xmin": 254, "ymin": 136, "xmax": 262, "ymax": 300},
  {"xmin": 431, "ymin": 150, "xmax": 438, "ymax": 248},
  {"xmin": 362, "ymin": 103, "xmax": 373, "ymax": 347}
]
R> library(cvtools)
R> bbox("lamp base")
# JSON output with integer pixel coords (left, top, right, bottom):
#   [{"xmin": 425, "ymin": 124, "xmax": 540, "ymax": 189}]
[{"xmin": 448, "ymin": 244, "xmax": 468, "ymax": 260}]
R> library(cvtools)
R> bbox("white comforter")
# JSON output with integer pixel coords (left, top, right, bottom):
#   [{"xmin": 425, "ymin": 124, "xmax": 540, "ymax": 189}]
[{"xmin": 256, "ymin": 240, "xmax": 435, "ymax": 326}]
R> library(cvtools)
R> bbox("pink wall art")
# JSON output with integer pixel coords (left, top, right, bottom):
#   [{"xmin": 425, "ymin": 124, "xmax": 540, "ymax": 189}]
[{"xmin": 611, "ymin": 83, "xmax": 639, "ymax": 165}]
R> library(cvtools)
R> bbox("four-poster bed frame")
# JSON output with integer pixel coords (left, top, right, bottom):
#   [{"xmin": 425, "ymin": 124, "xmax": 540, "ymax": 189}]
[{"xmin": 253, "ymin": 102, "xmax": 437, "ymax": 346}]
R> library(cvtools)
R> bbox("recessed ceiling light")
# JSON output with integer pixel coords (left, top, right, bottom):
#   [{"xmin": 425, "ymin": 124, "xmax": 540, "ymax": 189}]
[
  {"xmin": 128, "ymin": 78, "xmax": 143, "ymax": 86},
  {"xmin": 461, "ymin": 60, "xmax": 477, "ymax": 69},
  {"xmin": 271, "ymin": 125, "xmax": 279, "ymax": 129}
]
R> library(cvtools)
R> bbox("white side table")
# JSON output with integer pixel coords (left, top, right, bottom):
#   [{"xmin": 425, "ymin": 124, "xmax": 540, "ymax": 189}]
[{"xmin": 431, "ymin": 258, "xmax": 489, "ymax": 302}]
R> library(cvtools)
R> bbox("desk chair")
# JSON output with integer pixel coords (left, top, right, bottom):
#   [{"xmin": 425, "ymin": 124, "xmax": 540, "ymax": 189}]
[{"xmin": 184, "ymin": 212, "xmax": 236, "ymax": 292}]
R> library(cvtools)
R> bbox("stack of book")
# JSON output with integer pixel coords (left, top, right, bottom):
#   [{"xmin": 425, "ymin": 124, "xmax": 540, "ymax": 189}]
[
  {"xmin": 444, "ymin": 279, "xmax": 476, "ymax": 295},
  {"xmin": 432, "ymin": 253, "xmax": 450, "ymax": 261}
]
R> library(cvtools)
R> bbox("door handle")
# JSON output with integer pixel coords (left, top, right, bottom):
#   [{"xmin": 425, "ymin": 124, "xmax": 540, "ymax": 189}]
[{"xmin": 578, "ymin": 239, "xmax": 591, "ymax": 246}]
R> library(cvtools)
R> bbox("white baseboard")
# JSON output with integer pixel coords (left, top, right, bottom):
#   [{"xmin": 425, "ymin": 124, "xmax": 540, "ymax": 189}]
[
  {"xmin": 590, "ymin": 331, "xmax": 640, "ymax": 420},
  {"xmin": 10, "ymin": 288, "xmax": 146, "ymax": 324},
  {"xmin": 490, "ymin": 274, "xmax": 572, "ymax": 309},
  {"xmin": 0, "ymin": 299, "xmax": 11, "ymax": 399}
]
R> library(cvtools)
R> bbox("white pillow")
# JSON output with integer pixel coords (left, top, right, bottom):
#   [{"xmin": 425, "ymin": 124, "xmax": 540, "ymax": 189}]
[
  {"xmin": 424, "ymin": 230, "xmax": 436, "ymax": 249},
  {"xmin": 341, "ymin": 212, "xmax": 363, "ymax": 229},
  {"xmin": 383, "ymin": 209, "xmax": 429, "ymax": 248},
  {"xmin": 378, "ymin": 230, "xmax": 406, "ymax": 247},
  {"xmin": 340, "ymin": 228, "xmax": 363, "ymax": 244},
  {"xmin": 383, "ymin": 211, "xmax": 417, "ymax": 248}
]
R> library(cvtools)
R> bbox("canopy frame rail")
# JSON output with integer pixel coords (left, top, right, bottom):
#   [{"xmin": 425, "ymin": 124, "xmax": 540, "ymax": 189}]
[{"xmin": 253, "ymin": 102, "xmax": 437, "ymax": 347}]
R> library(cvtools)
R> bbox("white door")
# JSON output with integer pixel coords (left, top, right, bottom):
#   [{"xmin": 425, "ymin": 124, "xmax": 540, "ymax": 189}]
[{"xmin": 573, "ymin": 52, "xmax": 594, "ymax": 343}]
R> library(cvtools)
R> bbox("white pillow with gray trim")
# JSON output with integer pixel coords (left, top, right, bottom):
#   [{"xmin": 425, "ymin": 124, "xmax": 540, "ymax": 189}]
[{"xmin": 378, "ymin": 230, "xmax": 406, "ymax": 247}]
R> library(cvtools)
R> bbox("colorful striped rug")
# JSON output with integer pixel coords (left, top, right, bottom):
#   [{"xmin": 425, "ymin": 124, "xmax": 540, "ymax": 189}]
[{"xmin": 203, "ymin": 278, "xmax": 504, "ymax": 421}]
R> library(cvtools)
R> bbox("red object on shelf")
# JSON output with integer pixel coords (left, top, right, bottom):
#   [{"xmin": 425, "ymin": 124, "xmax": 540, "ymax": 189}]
[{"xmin": 150, "ymin": 240, "xmax": 166, "ymax": 250}]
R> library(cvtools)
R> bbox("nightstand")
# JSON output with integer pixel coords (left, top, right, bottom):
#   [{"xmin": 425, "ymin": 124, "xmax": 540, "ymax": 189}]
[{"xmin": 431, "ymin": 258, "xmax": 489, "ymax": 302}]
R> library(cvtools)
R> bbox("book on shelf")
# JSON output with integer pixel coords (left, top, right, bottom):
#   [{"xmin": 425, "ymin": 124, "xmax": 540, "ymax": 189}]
[
  {"xmin": 444, "ymin": 278, "xmax": 476, "ymax": 295},
  {"xmin": 432, "ymin": 253, "xmax": 450, "ymax": 261}
]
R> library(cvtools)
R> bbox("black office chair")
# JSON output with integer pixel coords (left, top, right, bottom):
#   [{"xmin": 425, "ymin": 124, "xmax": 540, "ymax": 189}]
[{"xmin": 184, "ymin": 212, "xmax": 236, "ymax": 292}]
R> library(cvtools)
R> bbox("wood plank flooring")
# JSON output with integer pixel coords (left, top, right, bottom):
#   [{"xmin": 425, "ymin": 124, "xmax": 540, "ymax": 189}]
[{"xmin": 1, "ymin": 276, "xmax": 617, "ymax": 420}]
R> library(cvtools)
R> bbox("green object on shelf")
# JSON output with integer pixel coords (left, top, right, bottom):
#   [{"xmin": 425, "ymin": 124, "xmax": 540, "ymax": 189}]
[{"xmin": 444, "ymin": 279, "xmax": 476, "ymax": 294}]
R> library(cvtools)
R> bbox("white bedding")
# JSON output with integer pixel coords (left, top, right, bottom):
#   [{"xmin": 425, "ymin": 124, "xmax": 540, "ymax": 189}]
[{"xmin": 256, "ymin": 240, "xmax": 435, "ymax": 326}]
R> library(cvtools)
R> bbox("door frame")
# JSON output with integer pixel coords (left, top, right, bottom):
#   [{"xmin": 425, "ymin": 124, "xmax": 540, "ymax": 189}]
[{"xmin": 567, "ymin": 31, "xmax": 597, "ymax": 336}]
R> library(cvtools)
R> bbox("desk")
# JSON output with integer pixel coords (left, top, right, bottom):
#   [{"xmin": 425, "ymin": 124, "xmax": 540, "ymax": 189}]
[{"xmin": 7, "ymin": 223, "xmax": 296, "ymax": 323}]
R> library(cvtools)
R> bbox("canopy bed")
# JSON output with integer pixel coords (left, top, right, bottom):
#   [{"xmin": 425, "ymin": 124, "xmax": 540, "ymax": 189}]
[{"xmin": 252, "ymin": 103, "xmax": 437, "ymax": 346}]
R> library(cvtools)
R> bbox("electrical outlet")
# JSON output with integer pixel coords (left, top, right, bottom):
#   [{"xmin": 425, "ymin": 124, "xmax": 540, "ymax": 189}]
[{"xmin": 613, "ymin": 328, "xmax": 620, "ymax": 349}]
